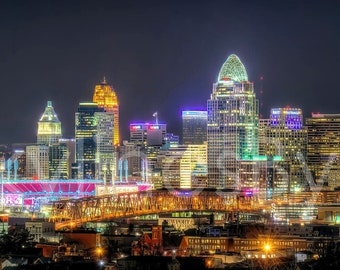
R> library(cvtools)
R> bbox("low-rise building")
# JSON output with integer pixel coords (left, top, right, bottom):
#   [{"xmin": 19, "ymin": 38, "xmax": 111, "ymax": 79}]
[{"xmin": 25, "ymin": 220, "xmax": 55, "ymax": 242}]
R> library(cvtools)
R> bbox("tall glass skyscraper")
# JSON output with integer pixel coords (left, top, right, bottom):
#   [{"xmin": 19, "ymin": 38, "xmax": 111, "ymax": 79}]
[
  {"xmin": 182, "ymin": 110, "xmax": 207, "ymax": 145},
  {"xmin": 75, "ymin": 103, "xmax": 104, "ymax": 179},
  {"xmin": 37, "ymin": 101, "xmax": 62, "ymax": 146},
  {"xmin": 75, "ymin": 102, "xmax": 115, "ymax": 180},
  {"xmin": 207, "ymin": 54, "xmax": 259, "ymax": 189},
  {"xmin": 93, "ymin": 77, "xmax": 120, "ymax": 146}
]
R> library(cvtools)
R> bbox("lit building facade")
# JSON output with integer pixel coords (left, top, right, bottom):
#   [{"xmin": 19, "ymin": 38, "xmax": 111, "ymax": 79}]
[
  {"xmin": 37, "ymin": 101, "xmax": 62, "ymax": 146},
  {"xmin": 93, "ymin": 78, "xmax": 120, "ymax": 146},
  {"xmin": 163, "ymin": 133, "xmax": 180, "ymax": 149},
  {"xmin": 130, "ymin": 123, "xmax": 167, "ymax": 147},
  {"xmin": 162, "ymin": 144, "xmax": 207, "ymax": 189},
  {"xmin": 95, "ymin": 111, "xmax": 115, "ymax": 181},
  {"xmin": 75, "ymin": 103, "xmax": 104, "ymax": 179},
  {"xmin": 182, "ymin": 110, "xmax": 207, "ymax": 145},
  {"xmin": 128, "ymin": 122, "xmax": 167, "ymax": 184},
  {"xmin": 119, "ymin": 141, "xmax": 144, "ymax": 180},
  {"xmin": 49, "ymin": 143, "xmax": 69, "ymax": 179},
  {"xmin": 11, "ymin": 143, "xmax": 28, "ymax": 179},
  {"xmin": 207, "ymin": 54, "xmax": 259, "ymax": 189},
  {"xmin": 26, "ymin": 145, "xmax": 49, "ymax": 180},
  {"xmin": 238, "ymin": 156, "xmax": 288, "ymax": 201},
  {"xmin": 59, "ymin": 138, "xmax": 76, "ymax": 179},
  {"xmin": 259, "ymin": 107, "xmax": 307, "ymax": 191},
  {"xmin": 306, "ymin": 113, "xmax": 340, "ymax": 189}
]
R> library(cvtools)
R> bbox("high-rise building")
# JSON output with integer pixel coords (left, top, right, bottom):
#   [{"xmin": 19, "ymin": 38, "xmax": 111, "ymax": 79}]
[
  {"xmin": 75, "ymin": 103, "xmax": 104, "ymax": 179},
  {"xmin": 259, "ymin": 107, "xmax": 307, "ymax": 191},
  {"xmin": 162, "ymin": 143, "xmax": 207, "ymax": 189},
  {"xmin": 26, "ymin": 145, "xmax": 49, "ymax": 179},
  {"xmin": 96, "ymin": 111, "xmax": 115, "ymax": 181},
  {"xmin": 238, "ymin": 156, "xmax": 288, "ymax": 200},
  {"xmin": 37, "ymin": 101, "xmax": 62, "ymax": 146},
  {"xmin": 75, "ymin": 102, "xmax": 115, "ymax": 180},
  {"xmin": 130, "ymin": 123, "xmax": 167, "ymax": 147},
  {"xmin": 127, "ymin": 122, "xmax": 167, "ymax": 183},
  {"xmin": 306, "ymin": 113, "xmax": 340, "ymax": 189},
  {"xmin": 163, "ymin": 133, "xmax": 180, "ymax": 149},
  {"xmin": 11, "ymin": 143, "xmax": 28, "ymax": 179},
  {"xmin": 93, "ymin": 78, "xmax": 120, "ymax": 146},
  {"xmin": 59, "ymin": 138, "xmax": 76, "ymax": 179},
  {"xmin": 182, "ymin": 110, "xmax": 207, "ymax": 145},
  {"xmin": 207, "ymin": 54, "xmax": 259, "ymax": 189},
  {"xmin": 49, "ymin": 143, "xmax": 68, "ymax": 179}
]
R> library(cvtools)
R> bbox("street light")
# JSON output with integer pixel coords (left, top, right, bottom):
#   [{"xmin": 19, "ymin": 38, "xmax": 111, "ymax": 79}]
[
  {"xmin": 96, "ymin": 246, "xmax": 103, "ymax": 261},
  {"xmin": 264, "ymin": 244, "xmax": 271, "ymax": 254},
  {"xmin": 263, "ymin": 243, "xmax": 272, "ymax": 270}
]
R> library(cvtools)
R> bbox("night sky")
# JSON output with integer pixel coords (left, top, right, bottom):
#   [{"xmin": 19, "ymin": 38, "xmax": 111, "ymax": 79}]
[{"xmin": 0, "ymin": 0, "xmax": 339, "ymax": 144}]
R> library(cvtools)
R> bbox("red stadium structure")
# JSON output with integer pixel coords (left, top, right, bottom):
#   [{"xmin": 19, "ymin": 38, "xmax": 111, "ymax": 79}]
[{"xmin": 2, "ymin": 179, "xmax": 101, "ymax": 211}]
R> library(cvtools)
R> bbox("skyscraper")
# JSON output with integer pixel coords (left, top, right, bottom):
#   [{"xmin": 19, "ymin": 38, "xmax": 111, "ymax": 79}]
[
  {"xmin": 75, "ymin": 103, "xmax": 104, "ymax": 179},
  {"xmin": 93, "ymin": 77, "xmax": 120, "ymax": 146},
  {"xmin": 207, "ymin": 54, "xmax": 259, "ymax": 189},
  {"xmin": 49, "ymin": 143, "xmax": 69, "ymax": 179},
  {"xmin": 75, "ymin": 102, "xmax": 115, "ymax": 180},
  {"xmin": 26, "ymin": 145, "xmax": 49, "ymax": 179},
  {"xmin": 130, "ymin": 123, "xmax": 167, "ymax": 147},
  {"xmin": 182, "ymin": 110, "xmax": 207, "ymax": 145},
  {"xmin": 306, "ymin": 113, "xmax": 340, "ymax": 189},
  {"xmin": 259, "ymin": 107, "xmax": 307, "ymax": 191},
  {"xmin": 162, "ymin": 144, "xmax": 207, "ymax": 189},
  {"xmin": 37, "ymin": 101, "xmax": 62, "ymax": 146},
  {"xmin": 96, "ymin": 111, "xmax": 115, "ymax": 181}
]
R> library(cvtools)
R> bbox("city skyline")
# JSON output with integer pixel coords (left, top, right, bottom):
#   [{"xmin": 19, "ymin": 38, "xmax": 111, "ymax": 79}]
[{"xmin": 1, "ymin": 0, "xmax": 339, "ymax": 144}]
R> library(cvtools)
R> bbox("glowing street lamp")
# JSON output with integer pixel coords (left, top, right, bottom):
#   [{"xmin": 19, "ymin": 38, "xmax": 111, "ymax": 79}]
[
  {"xmin": 262, "ymin": 243, "xmax": 273, "ymax": 270},
  {"xmin": 96, "ymin": 246, "xmax": 103, "ymax": 261},
  {"xmin": 264, "ymin": 244, "xmax": 271, "ymax": 253}
]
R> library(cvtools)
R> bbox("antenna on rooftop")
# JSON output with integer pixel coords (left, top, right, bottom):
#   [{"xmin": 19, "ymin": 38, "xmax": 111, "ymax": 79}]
[{"xmin": 153, "ymin": 112, "xmax": 158, "ymax": 124}]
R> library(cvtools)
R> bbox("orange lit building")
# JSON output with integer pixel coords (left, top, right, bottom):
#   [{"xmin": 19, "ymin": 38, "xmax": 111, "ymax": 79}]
[{"xmin": 93, "ymin": 77, "xmax": 120, "ymax": 146}]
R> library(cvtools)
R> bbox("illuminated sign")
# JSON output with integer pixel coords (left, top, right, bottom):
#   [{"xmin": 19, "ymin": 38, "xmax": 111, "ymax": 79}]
[
  {"xmin": 173, "ymin": 190, "xmax": 192, "ymax": 197},
  {"xmin": 271, "ymin": 109, "xmax": 282, "ymax": 115},
  {"xmin": 130, "ymin": 125, "xmax": 141, "ymax": 130},
  {"xmin": 182, "ymin": 111, "xmax": 207, "ymax": 116},
  {"xmin": 149, "ymin": 125, "xmax": 160, "ymax": 130},
  {"xmin": 284, "ymin": 110, "xmax": 301, "ymax": 115},
  {"xmin": 3, "ymin": 194, "xmax": 23, "ymax": 206}
]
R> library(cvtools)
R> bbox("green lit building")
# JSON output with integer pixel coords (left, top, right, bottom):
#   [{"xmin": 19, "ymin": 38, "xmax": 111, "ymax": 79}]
[{"xmin": 207, "ymin": 54, "xmax": 259, "ymax": 189}]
